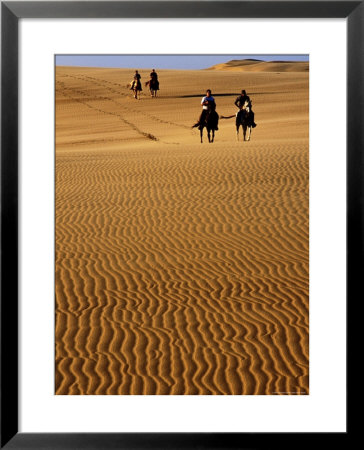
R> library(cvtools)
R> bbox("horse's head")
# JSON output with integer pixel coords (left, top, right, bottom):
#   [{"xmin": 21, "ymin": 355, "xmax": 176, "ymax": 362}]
[{"xmin": 242, "ymin": 100, "xmax": 250, "ymax": 112}]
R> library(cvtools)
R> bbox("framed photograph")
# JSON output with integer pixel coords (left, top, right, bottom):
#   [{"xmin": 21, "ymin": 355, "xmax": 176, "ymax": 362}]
[{"xmin": 1, "ymin": 1, "xmax": 357, "ymax": 448}]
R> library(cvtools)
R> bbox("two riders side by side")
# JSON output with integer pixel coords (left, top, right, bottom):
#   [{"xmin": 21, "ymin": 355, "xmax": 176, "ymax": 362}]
[
  {"xmin": 130, "ymin": 69, "xmax": 161, "ymax": 99},
  {"xmin": 192, "ymin": 88, "xmax": 257, "ymax": 143}
]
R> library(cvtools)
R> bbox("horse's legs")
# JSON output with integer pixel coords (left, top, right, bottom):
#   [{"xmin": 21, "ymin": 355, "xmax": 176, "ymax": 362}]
[
  {"xmin": 207, "ymin": 129, "xmax": 211, "ymax": 143},
  {"xmin": 243, "ymin": 125, "xmax": 247, "ymax": 141},
  {"xmin": 200, "ymin": 128, "xmax": 203, "ymax": 143},
  {"xmin": 211, "ymin": 129, "xmax": 215, "ymax": 143},
  {"xmin": 236, "ymin": 124, "xmax": 240, "ymax": 141},
  {"xmin": 247, "ymin": 126, "xmax": 251, "ymax": 141}
]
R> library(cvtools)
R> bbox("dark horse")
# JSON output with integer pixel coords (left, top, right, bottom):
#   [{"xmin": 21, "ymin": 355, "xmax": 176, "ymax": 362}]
[
  {"xmin": 236, "ymin": 100, "xmax": 254, "ymax": 141},
  {"xmin": 220, "ymin": 100, "xmax": 254, "ymax": 141},
  {"xmin": 193, "ymin": 107, "xmax": 219, "ymax": 143},
  {"xmin": 145, "ymin": 78, "xmax": 159, "ymax": 97}
]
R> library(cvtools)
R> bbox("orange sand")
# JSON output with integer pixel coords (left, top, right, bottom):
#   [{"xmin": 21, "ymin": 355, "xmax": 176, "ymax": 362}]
[{"xmin": 55, "ymin": 63, "xmax": 309, "ymax": 395}]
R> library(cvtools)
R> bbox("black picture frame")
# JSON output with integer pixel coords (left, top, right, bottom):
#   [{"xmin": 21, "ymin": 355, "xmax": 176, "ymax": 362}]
[{"xmin": 1, "ymin": 1, "xmax": 357, "ymax": 448}]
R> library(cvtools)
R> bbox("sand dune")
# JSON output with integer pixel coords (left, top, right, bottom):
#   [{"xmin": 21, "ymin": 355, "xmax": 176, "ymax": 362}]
[
  {"xmin": 207, "ymin": 59, "xmax": 309, "ymax": 72},
  {"xmin": 55, "ymin": 65, "xmax": 309, "ymax": 395}
]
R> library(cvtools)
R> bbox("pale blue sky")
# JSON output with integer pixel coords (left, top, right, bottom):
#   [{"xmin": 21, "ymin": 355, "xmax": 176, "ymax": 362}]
[{"xmin": 55, "ymin": 55, "xmax": 309, "ymax": 70}]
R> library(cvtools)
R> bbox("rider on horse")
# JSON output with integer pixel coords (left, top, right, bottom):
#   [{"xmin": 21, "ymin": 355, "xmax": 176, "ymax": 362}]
[
  {"xmin": 131, "ymin": 70, "xmax": 142, "ymax": 91},
  {"xmin": 150, "ymin": 69, "xmax": 158, "ymax": 83},
  {"xmin": 149, "ymin": 69, "xmax": 160, "ymax": 93},
  {"xmin": 235, "ymin": 90, "xmax": 257, "ymax": 128},
  {"xmin": 193, "ymin": 89, "xmax": 219, "ymax": 130}
]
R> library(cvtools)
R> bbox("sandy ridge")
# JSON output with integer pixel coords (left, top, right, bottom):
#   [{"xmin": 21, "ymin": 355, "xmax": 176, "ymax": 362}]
[{"xmin": 207, "ymin": 59, "xmax": 309, "ymax": 72}]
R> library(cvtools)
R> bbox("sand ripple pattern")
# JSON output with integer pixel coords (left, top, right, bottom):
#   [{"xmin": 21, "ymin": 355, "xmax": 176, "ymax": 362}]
[{"xmin": 56, "ymin": 143, "xmax": 309, "ymax": 395}]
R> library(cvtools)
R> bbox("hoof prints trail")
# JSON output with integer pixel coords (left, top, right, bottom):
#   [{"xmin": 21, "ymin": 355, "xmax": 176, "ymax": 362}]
[
  {"xmin": 56, "ymin": 80, "xmax": 159, "ymax": 142},
  {"xmin": 59, "ymin": 73, "xmax": 191, "ymax": 130}
]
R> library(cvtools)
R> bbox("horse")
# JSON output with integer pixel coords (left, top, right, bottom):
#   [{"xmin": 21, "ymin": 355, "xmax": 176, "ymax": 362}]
[
  {"xmin": 145, "ymin": 78, "xmax": 159, "ymax": 97},
  {"xmin": 236, "ymin": 100, "xmax": 254, "ymax": 141},
  {"xmin": 129, "ymin": 79, "xmax": 142, "ymax": 99},
  {"xmin": 193, "ymin": 107, "xmax": 219, "ymax": 143},
  {"xmin": 220, "ymin": 100, "xmax": 255, "ymax": 141}
]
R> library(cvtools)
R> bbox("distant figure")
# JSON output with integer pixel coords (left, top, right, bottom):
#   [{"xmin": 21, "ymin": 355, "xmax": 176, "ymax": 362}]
[
  {"xmin": 130, "ymin": 70, "xmax": 142, "ymax": 99},
  {"xmin": 193, "ymin": 89, "xmax": 219, "ymax": 131},
  {"xmin": 235, "ymin": 90, "xmax": 256, "ymax": 127},
  {"xmin": 146, "ymin": 69, "xmax": 160, "ymax": 97},
  {"xmin": 150, "ymin": 69, "xmax": 158, "ymax": 83}
]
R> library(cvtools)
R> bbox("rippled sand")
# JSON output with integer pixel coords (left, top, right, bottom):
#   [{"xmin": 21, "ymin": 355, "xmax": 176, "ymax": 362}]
[{"xmin": 55, "ymin": 65, "xmax": 309, "ymax": 395}]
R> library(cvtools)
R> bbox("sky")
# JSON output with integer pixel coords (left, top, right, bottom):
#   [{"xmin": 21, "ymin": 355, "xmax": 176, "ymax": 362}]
[{"xmin": 55, "ymin": 54, "xmax": 308, "ymax": 70}]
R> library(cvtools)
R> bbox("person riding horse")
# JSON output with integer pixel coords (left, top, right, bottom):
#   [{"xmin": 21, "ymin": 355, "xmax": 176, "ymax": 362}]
[
  {"xmin": 235, "ymin": 90, "xmax": 256, "ymax": 128},
  {"xmin": 150, "ymin": 69, "xmax": 159, "ymax": 85},
  {"xmin": 131, "ymin": 70, "xmax": 142, "ymax": 91},
  {"xmin": 148, "ymin": 69, "xmax": 160, "ymax": 94},
  {"xmin": 193, "ymin": 89, "xmax": 219, "ymax": 130}
]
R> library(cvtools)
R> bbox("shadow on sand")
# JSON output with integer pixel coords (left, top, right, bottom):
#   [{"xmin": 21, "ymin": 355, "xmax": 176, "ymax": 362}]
[{"xmin": 176, "ymin": 92, "xmax": 284, "ymax": 99}]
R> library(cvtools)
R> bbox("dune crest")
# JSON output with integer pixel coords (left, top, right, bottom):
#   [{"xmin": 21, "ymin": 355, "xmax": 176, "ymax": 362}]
[{"xmin": 207, "ymin": 59, "xmax": 309, "ymax": 72}]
